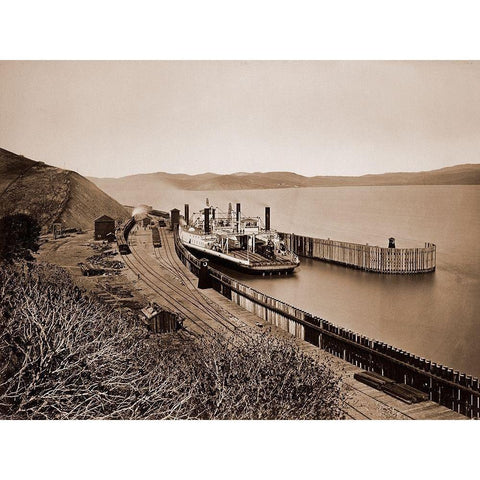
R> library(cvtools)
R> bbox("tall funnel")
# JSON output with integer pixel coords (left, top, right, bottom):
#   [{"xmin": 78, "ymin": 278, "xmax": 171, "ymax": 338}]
[
  {"xmin": 236, "ymin": 203, "xmax": 241, "ymax": 233},
  {"xmin": 184, "ymin": 204, "xmax": 189, "ymax": 226},
  {"xmin": 170, "ymin": 209, "xmax": 180, "ymax": 231},
  {"xmin": 204, "ymin": 207, "xmax": 210, "ymax": 234},
  {"xmin": 265, "ymin": 206, "xmax": 271, "ymax": 231}
]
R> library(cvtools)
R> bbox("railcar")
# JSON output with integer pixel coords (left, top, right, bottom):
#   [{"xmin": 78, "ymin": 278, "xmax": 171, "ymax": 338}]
[
  {"xmin": 152, "ymin": 227, "xmax": 162, "ymax": 248},
  {"xmin": 117, "ymin": 217, "xmax": 136, "ymax": 255}
]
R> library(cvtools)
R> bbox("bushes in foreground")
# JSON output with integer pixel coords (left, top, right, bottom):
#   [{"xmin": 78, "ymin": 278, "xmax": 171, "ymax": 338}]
[
  {"xmin": 0, "ymin": 262, "xmax": 345, "ymax": 419},
  {"xmin": 0, "ymin": 214, "xmax": 41, "ymax": 261}
]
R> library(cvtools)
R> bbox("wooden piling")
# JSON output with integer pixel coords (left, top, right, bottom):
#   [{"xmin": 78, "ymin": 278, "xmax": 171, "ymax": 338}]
[
  {"xmin": 280, "ymin": 232, "xmax": 436, "ymax": 274},
  {"xmin": 173, "ymin": 229, "xmax": 475, "ymax": 418}
]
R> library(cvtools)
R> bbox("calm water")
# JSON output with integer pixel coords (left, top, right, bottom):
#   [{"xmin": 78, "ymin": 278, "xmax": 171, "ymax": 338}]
[{"xmin": 160, "ymin": 186, "xmax": 480, "ymax": 376}]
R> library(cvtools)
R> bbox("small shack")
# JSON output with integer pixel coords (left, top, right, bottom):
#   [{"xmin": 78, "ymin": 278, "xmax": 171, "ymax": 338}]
[
  {"xmin": 141, "ymin": 305, "xmax": 183, "ymax": 333},
  {"xmin": 94, "ymin": 215, "xmax": 115, "ymax": 240}
]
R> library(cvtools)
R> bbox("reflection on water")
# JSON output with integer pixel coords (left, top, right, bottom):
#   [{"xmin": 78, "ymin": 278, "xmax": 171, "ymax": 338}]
[{"xmin": 165, "ymin": 186, "xmax": 480, "ymax": 376}]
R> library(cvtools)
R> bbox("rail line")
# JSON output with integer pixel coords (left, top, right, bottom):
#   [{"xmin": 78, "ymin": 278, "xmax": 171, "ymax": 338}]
[
  {"xmin": 148, "ymin": 250, "xmax": 251, "ymax": 340},
  {"xmin": 345, "ymin": 382, "xmax": 414, "ymax": 420},
  {"xmin": 150, "ymin": 232, "xmax": 186, "ymax": 284},
  {"xmin": 124, "ymin": 226, "xmax": 232, "ymax": 338},
  {"xmin": 171, "ymin": 225, "xmax": 425, "ymax": 419},
  {"xmin": 156, "ymin": 226, "xmax": 250, "ymax": 335},
  {"xmin": 344, "ymin": 403, "xmax": 371, "ymax": 420},
  {"xmin": 122, "ymin": 252, "xmax": 214, "ymax": 339},
  {"xmin": 126, "ymin": 227, "xmax": 251, "ymax": 340},
  {"xmin": 152, "ymin": 226, "xmax": 249, "ymax": 332},
  {"xmin": 122, "ymin": 221, "xmax": 423, "ymax": 420}
]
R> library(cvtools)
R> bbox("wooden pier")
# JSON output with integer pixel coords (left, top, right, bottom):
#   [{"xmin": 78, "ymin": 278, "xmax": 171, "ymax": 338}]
[
  {"xmin": 174, "ymin": 227, "xmax": 477, "ymax": 419},
  {"xmin": 280, "ymin": 233, "xmax": 436, "ymax": 274},
  {"xmin": 122, "ymin": 226, "xmax": 464, "ymax": 419}
]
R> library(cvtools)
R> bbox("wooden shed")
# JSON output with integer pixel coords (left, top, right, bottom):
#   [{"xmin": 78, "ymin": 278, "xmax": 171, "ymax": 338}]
[
  {"xmin": 94, "ymin": 215, "xmax": 116, "ymax": 240},
  {"xmin": 141, "ymin": 305, "xmax": 183, "ymax": 333}
]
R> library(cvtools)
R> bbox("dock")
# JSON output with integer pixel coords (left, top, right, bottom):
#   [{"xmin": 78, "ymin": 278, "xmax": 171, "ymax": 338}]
[{"xmin": 123, "ymin": 225, "xmax": 466, "ymax": 420}]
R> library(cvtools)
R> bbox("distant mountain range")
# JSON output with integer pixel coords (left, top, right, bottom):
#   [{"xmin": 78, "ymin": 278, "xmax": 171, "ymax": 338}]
[
  {"xmin": 2, "ymin": 146, "xmax": 478, "ymax": 232},
  {"xmin": 0, "ymin": 148, "xmax": 128, "ymax": 232},
  {"xmin": 89, "ymin": 163, "xmax": 480, "ymax": 201}
]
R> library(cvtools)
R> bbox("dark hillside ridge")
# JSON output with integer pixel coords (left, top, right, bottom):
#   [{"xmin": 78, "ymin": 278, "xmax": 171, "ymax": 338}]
[
  {"xmin": 0, "ymin": 148, "xmax": 128, "ymax": 232},
  {"xmin": 89, "ymin": 163, "xmax": 480, "ymax": 194}
]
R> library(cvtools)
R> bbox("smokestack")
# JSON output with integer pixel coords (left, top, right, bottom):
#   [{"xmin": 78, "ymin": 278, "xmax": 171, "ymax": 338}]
[
  {"xmin": 204, "ymin": 207, "xmax": 210, "ymax": 234},
  {"xmin": 236, "ymin": 203, "xmax": 241, "ymax": 232},
  {"xmin": 170, "ymin": 208, "xmax": 180, "ymax": 231},
  {"xmin": 211, "ymin": 207, "xmax": 215, "ymax": 220},
  {"xmin": 265, "ymin": 206, "xmax": 271, "ymax": 231},
  {"xmin": 184, "ymin": 204, "xmax": 189, "ymax": 225}
]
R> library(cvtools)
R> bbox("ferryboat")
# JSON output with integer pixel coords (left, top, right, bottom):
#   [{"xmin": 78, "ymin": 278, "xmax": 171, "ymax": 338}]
[{"xmin": 178, "ymin": 201, "xmax": 299, "ymax": 274}]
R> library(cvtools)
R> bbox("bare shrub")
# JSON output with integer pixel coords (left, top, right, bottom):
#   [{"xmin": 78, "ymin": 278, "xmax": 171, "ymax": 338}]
[
  {"xmin": 0, "ymin": 261, "xmax": 345, "ymax": 419},
  {"xmin": 164, "ymin": 334, "xmax": 346, "ymax": 420},
  {"xmin": 0, "ymin": 214, "xmax": 41, "ymax": 261}
]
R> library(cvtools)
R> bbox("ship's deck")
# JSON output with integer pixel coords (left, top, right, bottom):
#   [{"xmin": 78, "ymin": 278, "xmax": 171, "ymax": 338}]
[
  {"xmin": 182, "ymin": 225, "xmax": 243, "ymax": 237},
  {"xmin": 180, "ymin": 226, "xmax": 297, "ymax": 269},
  {"xmin": 227, "ymin": 249, "xmax": 296, "ymax": 266}
]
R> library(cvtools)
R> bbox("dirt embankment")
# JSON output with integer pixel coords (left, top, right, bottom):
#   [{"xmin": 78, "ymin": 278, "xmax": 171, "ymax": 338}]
[
  {"xmin": 36, "ymin": 230, "xmax": 147, "ymax": 311},
  {"xmin": 0, "ymin": 147, "xmax": 129, "ymax": 232}
]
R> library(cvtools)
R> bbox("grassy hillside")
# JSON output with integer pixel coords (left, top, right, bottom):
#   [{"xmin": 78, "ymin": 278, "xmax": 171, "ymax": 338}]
[
  {"xmin": 89, "ymin": 163, "xmax": 480, "ymax": 201},
  {"xmin": 0, "ymin": 149, "xmax": 37, "ymax": 191},
  {"xmin": 0, "ymin": 148, "xmax": 128, "ymax": 232}
]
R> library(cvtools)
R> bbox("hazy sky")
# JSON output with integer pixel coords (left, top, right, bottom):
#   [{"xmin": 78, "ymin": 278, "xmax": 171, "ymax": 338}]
[{"xmin": 1, "ymin": 61, "xmax": 479, "ymax": 178}]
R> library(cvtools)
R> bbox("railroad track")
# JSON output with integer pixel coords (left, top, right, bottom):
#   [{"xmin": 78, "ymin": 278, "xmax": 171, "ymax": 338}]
[
  {"xmin": 344, "ymin": 403, "xmax": 371, "ymax": 420},
  {"xmin": 140, "ymin": 247, "xmax": 246, "ymax": 339},
  {"xmin": 150, "ymin": 230, "xmax": 186, "ymax": 284},
  {"xmin": 160, "ymin": 226, "xmax": 419, "ymax": 419},
  {"xmin": 125, "ymin": 227, "xmax": 251, "ymax": 341},
  {"xmin": 156, "ymin": 226, "xmax": 250, "ymax": 335},
  {"xmin": 123, "ymin": 223, "xmax": 417, "ymax": 420},
  {"xmin": 344, "ymin": 382, "xmax": 414, "ymax": 420},
  {"xmin": 122, "ymin": 250, "xmax": 215, "ymax": 339}
]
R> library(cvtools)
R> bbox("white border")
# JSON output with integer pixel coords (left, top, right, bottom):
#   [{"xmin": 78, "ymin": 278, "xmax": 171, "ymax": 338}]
[
  {"xmin": 1, "ymin": 1, "xmax": 479, "ymax": 59},
  {"xmin": 1, "ymin": 1, "xmax": 478, "ymax": 478},
  {"xmin": 1, "ymin": 421, "xmax": 477, "ymax": 479}
]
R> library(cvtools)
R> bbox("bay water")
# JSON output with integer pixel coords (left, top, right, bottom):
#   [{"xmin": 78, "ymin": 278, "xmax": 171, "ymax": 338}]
[{"xmin": 159, "ymin": 185, "xmax": 480, "ymax": 376}]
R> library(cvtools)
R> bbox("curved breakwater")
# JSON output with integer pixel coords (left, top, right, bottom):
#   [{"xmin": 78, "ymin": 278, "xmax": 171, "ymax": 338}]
[{"xmin": 280, "ymin": 233, "xmax": 436, "ymax": 274}]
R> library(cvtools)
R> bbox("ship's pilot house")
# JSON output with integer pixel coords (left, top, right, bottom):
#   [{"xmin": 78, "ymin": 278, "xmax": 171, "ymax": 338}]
[{"xmin": 241, "ymin": 217, "xmax": 260, "ymax": 234}]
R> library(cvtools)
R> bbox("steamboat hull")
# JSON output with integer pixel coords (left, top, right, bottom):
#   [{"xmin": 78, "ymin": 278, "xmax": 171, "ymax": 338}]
[{"xmin": 183, "ymin": 242, "xmax": 298, "ymax": 275}]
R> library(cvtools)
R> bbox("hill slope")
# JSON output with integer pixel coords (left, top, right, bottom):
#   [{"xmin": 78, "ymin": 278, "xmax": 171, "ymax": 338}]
[
  {"xmin": 88, "ymin": 163, "xmax": 480, "ymax": 204},
  {"xmin": 0, "ymin": 148, "xmax": 128, "ymax": 232}
]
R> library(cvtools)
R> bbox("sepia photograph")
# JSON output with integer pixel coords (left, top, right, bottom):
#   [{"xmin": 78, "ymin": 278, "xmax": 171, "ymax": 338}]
[
  {"xmin": 2, "ymin": 59, "xmax": 479, "ymax": 421},
  {"xmin": 0, "ymin": 2, "xmax": 478, "ymax": 479}
]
